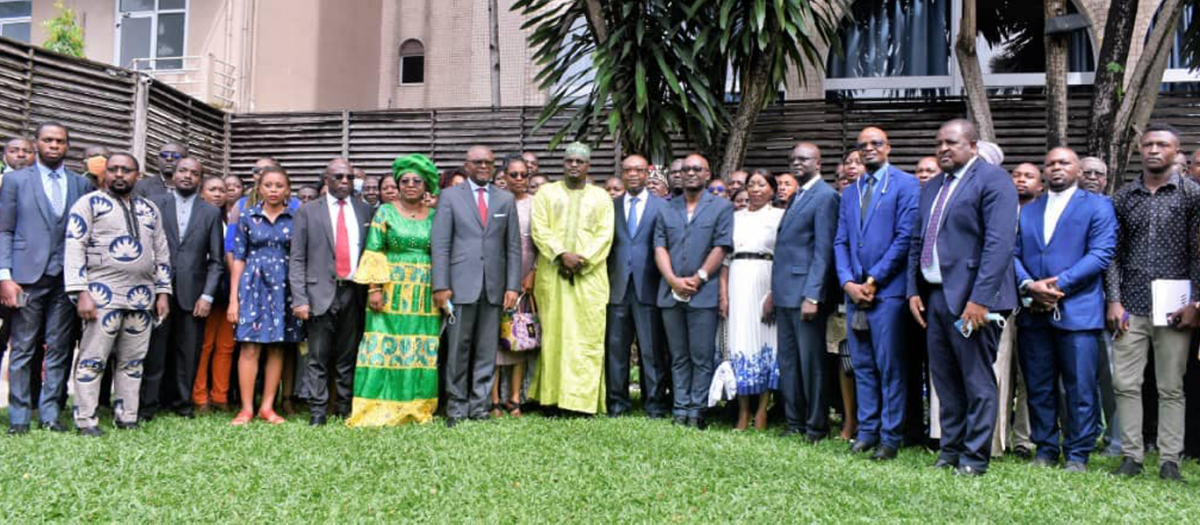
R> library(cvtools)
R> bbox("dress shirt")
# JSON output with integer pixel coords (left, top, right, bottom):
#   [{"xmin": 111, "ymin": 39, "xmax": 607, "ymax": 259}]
[
  {"xmin": 1105, "ymin": 172, "xmax": 1200, "ymax": 316},
  {"xmin": 36, "ymin": 160, "xmax": 69, "ymax": 216},
  {"xmin": 1043, "ymin": 184, "xmax": 1076, "ymax": 243},
  {"xmin": 467, "ymin": 178, "xmax": 490, "ymax": 210},
  {"xmin": 327, "ymin": 192, "xmax": 361, "ymax": 279},
  {"xmin": 174, "ymin": 192, "xmax": 196, "ymax": 238},
  {"xmin": 920, "ymin": 156, "xmax": 977, "ymax": 285},
  {"xmin": 860, "ymin": 163, "xmax": 888, "ymax": 212},
  {"xmin": 623, "ymin": 190, "xmax": 648, "ymax": 233}
]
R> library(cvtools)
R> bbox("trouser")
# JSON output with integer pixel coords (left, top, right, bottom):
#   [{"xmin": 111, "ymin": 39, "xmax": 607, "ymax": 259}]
[
  {"xmin": 143, "ymin": 301, "xmax": 205, "ymax": 414},
  {"xmin": 604, "ymin": 287, "xmax": 669, "ymax": 416},
  {"xmin": 303, "ymin": 283, "xmax": 363, "ymax": 417},
  {"xmin": 7, "ymin": 274, "xmax": 76, "ymax": 426},
  {"xmin": 1097, "ymin": 331, "xmax": 1120, "ymax": 449},
  {"xmin": 991, "ymin": 317, "xmax": 1033, "ymax": 454},
  {"xmin": 846, "ymin": 298, "xmax": 907, "ymax": 448},
  {"xmin": 1018, "ymin": 326, "xmax": 1101, "ymax": 463},
  {"xmin": 926, "ymin": 287, "xmax": 999, "ymax": 471},
  {"xmin": 661, "ymin": 304, "xmax": 718, "ymax": 419},
  {"xmin": 1112, "ymin": 314, "xmax": 1190, "ymax": 464},
  {"xmin": 193, "ymin": 305, "xmax": 235, "ymax": 405},
  {"xmin": 0, "ymin": 304, "xmax": 12, "ymax": 368},
  {"xmin": 73, "ymin": 308, "xmax": 153, "ymax": 428},
  {"xmin": 903, "ymin": 317, "xmax": 930, "ymax": 443},
  {"xmin": 777, "ymin": 306, "xmax": 829, "ymax": 438},
  {"xmin": 443, "ymin": 301, "xmax": 500, "ymax": 419}
]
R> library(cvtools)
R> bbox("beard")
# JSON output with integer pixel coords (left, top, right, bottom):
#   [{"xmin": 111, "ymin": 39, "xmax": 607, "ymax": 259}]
[
  {"xmin": 174, "ymin": 184, "xmax": 197, "ymax": 197},
  {"xmin": 109, "ymin": 181, "xmax": 133, "ymax": 195}
]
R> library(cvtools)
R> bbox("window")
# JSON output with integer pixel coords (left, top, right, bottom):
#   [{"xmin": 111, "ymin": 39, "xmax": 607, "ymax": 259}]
[
  {"xmin": 0, "ymin": 1, "xmax": 31, "ymax": 44},
  {"xmin": 117, "ymin": 0, "xmax": 187, "ymax": 71},
  {"xmin": 825, "ymin": 0, "xmax": 1095, "ymax": 97},
  {"xmin": 399, "ymin": 39, "xmax": 424, "ymax": 85},
  {"xmin": 1157, "ymin": 4, "xmax": 1200, "ymax": 91}
]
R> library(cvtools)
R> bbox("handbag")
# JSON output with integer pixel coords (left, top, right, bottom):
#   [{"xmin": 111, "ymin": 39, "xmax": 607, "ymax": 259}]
[{"xmin": 500, "ymin": 293, "xmax": 541, "ymax": 352}]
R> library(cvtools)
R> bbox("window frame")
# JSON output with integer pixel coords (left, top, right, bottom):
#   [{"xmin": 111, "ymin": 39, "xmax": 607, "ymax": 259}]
[
  {"xmin": 398, "ymin": 39, "xmax": 425, "ymax": 86},
  {"xmin": 113, "ymin": 0, "xmax": 189, "ymax": 71},
  {"xmin": 0, "ymin": 0, "xmax": 31, "ymax": 44}
]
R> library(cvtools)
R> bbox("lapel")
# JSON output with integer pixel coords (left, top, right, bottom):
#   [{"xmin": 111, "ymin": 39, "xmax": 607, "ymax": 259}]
[
  {"xmin": 781, "ymin": 179, "xmax": 818, "ymax": 232},
  {"xmin": 1025, "ymin": 195, "xmax": 1047, "ymax": 249},
  {"xmin": 613, "ymin": 196, "xmax": 628, "ymax": 240},
  {"xmin": 941, "ymin": 160, "xmax": 981, "ymax": 222},
  {"xmin": 316, "ymin": 198, "xmax": 336, "ymax": 250},
  {"xmin": 859, "ymin": 167, "xmax": 888, "ymax": 233},
  {"xmin": 686, "ymin": 191, "xmax": 713, "ymax": 231},
  {"xmin": 640, "ymin": 194, "xmax": 661, "ymax": 240},
  {"xmin": 1046, "ymin": 188, "xmax": 1086, "ymax": 248},
  {"xmin": 65, "ymin": 170, "xmax": 83, "ymax": 211},
  {"xmin": 921, "ymin": 174, "xmax": 946, "ymax": 234},
  {"xmin": 462, "ymin": 183, "xmax": 485, "ymax": 230},
  {"xmin": 28, "ymin": 168, "xmax": 57, "ymax": 229},
  {"xmin": 161, "ymin": 195, "xmax": 180, "ymax": 248}
]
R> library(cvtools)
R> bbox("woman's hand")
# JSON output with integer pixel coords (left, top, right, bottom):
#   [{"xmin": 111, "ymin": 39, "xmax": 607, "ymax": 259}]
[{"xmin": 368, "ymin": 289, "xmax": 385, "ymax": 312}]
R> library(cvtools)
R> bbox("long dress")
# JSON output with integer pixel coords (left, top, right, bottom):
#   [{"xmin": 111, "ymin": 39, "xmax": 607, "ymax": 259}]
[
  {"xmin": 231, "ymin": 205, "xmax": 304, "ymax": 344},
  {"xmin": 346, "ymin": 204, "xmax": 440, "ymax": 426},
  {"xmin": 496, "ymin": 196, "xmax": 536, "ymax": 366},
  {"xmin": 528, "ymin": 181, "xmax": 615, "ymax": 414},
  {"xmin": 727, "ymin": 205, "xmax": 784, "ymax": 396}
]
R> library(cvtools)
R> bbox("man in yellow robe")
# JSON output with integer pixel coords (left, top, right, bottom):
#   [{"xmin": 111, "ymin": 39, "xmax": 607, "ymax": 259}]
[{"xmin": 530, "ymin": 142, "xmax": 615, "ymax": 414}]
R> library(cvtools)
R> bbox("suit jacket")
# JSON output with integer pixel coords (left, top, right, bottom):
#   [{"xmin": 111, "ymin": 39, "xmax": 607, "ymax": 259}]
[
  {"xmin": 772, "ymin": 178, "xmax": 840, "ymax": 309},
  {"xmin": 906, "ymin": 159, "xmax": 1019, "ymax": 316},
  {"xmin": 0, "ymin": 165, "xmax": 93, "ymax": 284},
  {"xmin": 653, "ymin": 191, "xmax": 733, "ymax": 309},
  {"xmin": 134, "ymin": 175, "xmax": 170, "ymax": 199},
  {"xmin": 1014, "ymin": 187, "xmax": 1116, "ymax": 331},
  {"xmin": 608, "ymin": 191, "xmax": 665, "ymax": 306},
  {"xmin": 152, "ymin": 193, "xmax": 225, "ymax": 310},
  {"xmin": 289, "ymin": 196, "xmax": 375, "ymax": 316},
  {"xmin": 431, "ymin": 183, "xmax": 522, "ymax": 305},
  {"xmin": 834, "ymin": 165, "xmax": 920, "ymax": 300}
]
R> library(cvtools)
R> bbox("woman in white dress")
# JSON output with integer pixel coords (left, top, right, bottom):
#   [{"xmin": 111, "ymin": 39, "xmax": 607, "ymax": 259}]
[{"xmin": 719, "ymin": 170, "xmax": 783, "ymax": 431}]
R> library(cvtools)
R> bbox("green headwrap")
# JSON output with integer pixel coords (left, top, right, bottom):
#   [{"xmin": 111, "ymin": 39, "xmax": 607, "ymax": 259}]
[
  {"xmin": 564, "ymin": 141, "xmax": 592, "ymax": 160},
  {"xmin": 391, "ymin": 154, "xmax": 440, "ymax": 196}
]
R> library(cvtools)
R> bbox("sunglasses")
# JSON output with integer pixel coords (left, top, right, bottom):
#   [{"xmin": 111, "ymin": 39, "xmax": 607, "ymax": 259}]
[
  {"xmin": 160, "ymin": 151, "xmax": 183, "ymax": 160},
  {"xmin": 398, "ymin": 178, "xmax": 424, "ymax": 187},
  {"xmin": 329, "ymin": 173, "xmax": 354, "ymax": 181},
  {"xmin": 856, "ymin": 140, "xmax": 887, "ymax": 150},
  {"xmin": 681, "ymin": 166, "xmax": 707, "ymax": 173},
  {"xmin": 708, "ymin": 186, "xmax": 726, "ymax": 194},
  {"xmin": 507, "ymin": 172, "xmax": 530, "ymax": 180}
]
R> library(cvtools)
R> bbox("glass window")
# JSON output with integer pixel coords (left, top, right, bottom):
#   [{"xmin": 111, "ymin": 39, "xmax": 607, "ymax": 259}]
[
  {"xmin": 116, "ymin": 0, "xmax": 187, "ymax": 70},
  {"xmin": 827, "ymin": 0, "xmax": 952, "ymax": 79},
  {"xmin": 0, "ymin": 0, "xmax": 31, "ymax": 44},
  {"xmin": 399, "ymin": 39, "xmax": 424, "ymax": 85},
  {"xmin": 0, "ymin": 0, "xmax": 30, "ymax": 18},
  {"xmin": 119, "ymin": 0, "xmax": 155, "ymax": 13}
]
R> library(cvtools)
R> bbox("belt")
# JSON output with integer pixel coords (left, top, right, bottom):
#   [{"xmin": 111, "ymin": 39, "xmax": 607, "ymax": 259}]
[{"xmin": 731, "ymin": 253, "xmax": 773, "ymax": 261}]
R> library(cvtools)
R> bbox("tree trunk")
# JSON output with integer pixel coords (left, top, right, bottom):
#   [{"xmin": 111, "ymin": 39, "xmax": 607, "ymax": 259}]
[
  {"xmin": 955, "ymin": 0, "xmax": 996, "ymax": 142},
  {"xmin": 583, "ymin": 0, "xmax": 608, "ymax": 41},
  {"xmin": 1108, "ymin": 0, "xmax": 1183, "ymax": 189},
  {"xmin": 1086, "ymin": 0, "xmax": 1138, "ymax": 174},
  {"xmin": 720, "ymin": 50, "xmax": 773, "ymax": 177},
  {"xmin": 1044, "ymin": 0, "xmax": 1069, "ymax": 149}
]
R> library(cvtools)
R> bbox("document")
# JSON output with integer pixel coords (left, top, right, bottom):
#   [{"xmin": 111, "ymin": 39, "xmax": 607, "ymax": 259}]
[{"xmin": 1152, "ymin": 279, "xmax": 1191, "ymax": 327}]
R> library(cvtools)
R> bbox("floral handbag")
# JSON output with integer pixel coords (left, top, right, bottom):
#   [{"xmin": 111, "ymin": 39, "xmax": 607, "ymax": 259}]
[{"xmin": 500, "ymin": 294, "xmax": 540, "ymax": 352}]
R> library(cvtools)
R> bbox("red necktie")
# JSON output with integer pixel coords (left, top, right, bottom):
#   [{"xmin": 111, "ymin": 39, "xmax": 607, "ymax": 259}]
[
  {"xmin": 335, "ymin": 199, "xmax": 351, "ymax": 278},
  {"xmin": 477, "ymin": 187, "xmax": 489, "ymax": 227}
]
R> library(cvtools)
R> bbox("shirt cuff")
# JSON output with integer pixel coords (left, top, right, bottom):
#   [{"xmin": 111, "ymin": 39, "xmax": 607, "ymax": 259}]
[
  {"xmin": 199, "ymin": 294, "xmax": 214, "ymax": 304},
  {"xmin": 0, "ymin": 269, "xmax": 10, "ymax": 281}
]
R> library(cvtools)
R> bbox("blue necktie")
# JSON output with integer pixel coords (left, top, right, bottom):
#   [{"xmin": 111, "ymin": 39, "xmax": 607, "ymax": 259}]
[
  {"xmin": 49, "ymin": 170, "xmax": 64, "ymax": 217},
  {"xmin": 627, "ymin": 196, "xmax": 640, "ymax": 237}
]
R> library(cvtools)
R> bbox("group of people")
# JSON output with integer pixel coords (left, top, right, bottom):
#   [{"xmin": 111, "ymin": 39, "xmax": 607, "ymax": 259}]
[{"xmin": 2, "ymin": 117, "xmax": 1199, "ymax": 484}]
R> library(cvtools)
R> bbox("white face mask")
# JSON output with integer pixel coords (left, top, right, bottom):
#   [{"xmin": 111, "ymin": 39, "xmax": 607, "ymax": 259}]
[{"xmin": 353, "ymin": 178, "xmax": 364, "ymax": 194}]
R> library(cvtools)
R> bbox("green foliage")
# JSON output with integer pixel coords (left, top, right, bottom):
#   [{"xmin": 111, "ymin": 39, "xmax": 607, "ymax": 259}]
[
  {"xmin": 2, "ymin": 410, "xmax": 1199, "ymax": 520},
  {"xmin": 41, "ymin": 1, "xmax": 85, "ymax": 58}
]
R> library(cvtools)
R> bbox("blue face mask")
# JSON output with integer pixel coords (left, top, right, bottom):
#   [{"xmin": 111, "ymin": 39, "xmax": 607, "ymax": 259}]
[
  {"xmin": 953, "ymin": 313, "xmax": 1007, "ymax": 338},
  {"xmin": 353, "ymin": 178, "xmax": 364, "ymax": 194}
]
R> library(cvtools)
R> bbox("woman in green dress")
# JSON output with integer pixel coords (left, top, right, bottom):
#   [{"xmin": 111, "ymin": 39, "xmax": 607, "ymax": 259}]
[{"xmin": 346, "ymin": 154, "xmax": 442, "ymax": 427}]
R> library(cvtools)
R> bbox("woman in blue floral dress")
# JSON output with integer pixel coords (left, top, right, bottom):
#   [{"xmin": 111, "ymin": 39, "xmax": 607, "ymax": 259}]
[{"xmin": 227, "ymin": 167, "xmax": 304, "ymax": 425}]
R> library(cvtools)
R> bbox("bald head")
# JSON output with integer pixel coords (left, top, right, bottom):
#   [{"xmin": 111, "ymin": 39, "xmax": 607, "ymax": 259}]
[
  {"xmin": 857, "ymin": 127, "xmax": 890, "ymax": 171},
  {"xmin": 621, "ymin": 154, "xmax": 650, "ymax": 195},
  {"xmin": 465, "ymin": 146, "xmax": 495, "ymax": 186},
  {"xmin": 325, "ymin": 158, "xmax": 354, "ymax": 200},
  {"xmin": 789, "ymin": 142, "xmax": 821, "ymax": 183}
]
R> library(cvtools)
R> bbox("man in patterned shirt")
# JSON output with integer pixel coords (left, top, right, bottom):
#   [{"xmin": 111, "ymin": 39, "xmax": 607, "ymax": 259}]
[
  {"xmin": 1106, "ymin": 123, "xmax": 1200, "ymax": 482},
  {"xmin": 64, "ymin": 152, "xmax": 171, "ymax": 436}
]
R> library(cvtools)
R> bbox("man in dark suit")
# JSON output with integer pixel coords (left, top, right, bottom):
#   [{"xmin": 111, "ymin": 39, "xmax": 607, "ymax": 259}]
[
  {"xmin": 834, "ymin": 128, "xmax": 920, "ymax": 460},
  {"xmin": 135, "ymin": 141, "xmax": 187, "ymax": 198},
  {"xmin": 772, "ymin": 142, "xmax": 840, "ymax": 442},
  {"xmin": 431, "ymin": 146, "xmax": 520, "ymax": 427},
  {"xmin": 144, "ymin": 157, "xmax": 225, "ymax": 419},
  {"xmin": 0, "ymin": 122, "xmax": 94, "ymax": 434},
  {"xmin": 654, "ymin": 153, "xmax": 733, "ymax": 429},
  {"xmin": 290, "ymin": 158, "xmax": 374, "ymax": 425},
  {"xmin": 1013, "ymin": 147, "xmax": 1116, "ymax": 473},
  {"xmin": 605, "ymin": 154, "xmax": 669, "ymax": 418},
  {"xmin": 907, "ymin": 119, "xmax": 1019, "ymax": 476}
]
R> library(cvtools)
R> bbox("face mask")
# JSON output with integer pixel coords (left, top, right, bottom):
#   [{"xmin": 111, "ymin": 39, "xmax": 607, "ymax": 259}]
[
  {"xmin": 353, "ymin": 178, "xmax": 364, "ymax": 194},
  {"xmin": 86, "ymin": 156, "xmax": 107, "ymax": 176}
]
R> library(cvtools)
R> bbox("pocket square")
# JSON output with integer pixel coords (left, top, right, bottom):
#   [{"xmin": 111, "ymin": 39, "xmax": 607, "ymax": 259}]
[{"xmin": 493, "ymin": 214, "xmax": 507, "ymax": 218}]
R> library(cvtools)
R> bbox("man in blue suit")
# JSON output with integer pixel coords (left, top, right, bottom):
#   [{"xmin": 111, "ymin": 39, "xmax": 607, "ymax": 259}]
[
  {"xmin": 834, "ymin": 128, "xmax": 920, "ymax": 460},
  {"xmin": 654, "ymin": 153, "xmax": 733, "ymax": 429},
  {"xmin": 606, "ymin": 154, "xmax": 669, "ymax": 417},
  {"xmin": 907, "ymin": 119, "xmax": 1018, "ymax": 476},
  {"xmin": 1013, "ymin": 147, "xmax": 1116, "ymax": 472},
  {"xmin": 0, "ymin": 122, "xmax": 94, "ymax": 434},
  {"xmin": 772, "ymin": 142, "xmax": 840, "ymax": 442}
]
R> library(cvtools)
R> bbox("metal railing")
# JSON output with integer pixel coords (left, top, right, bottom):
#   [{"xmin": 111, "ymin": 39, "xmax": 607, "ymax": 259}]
[{"xmin": 129, "ymin": 54, "xmax": 238, "ymax": 110}]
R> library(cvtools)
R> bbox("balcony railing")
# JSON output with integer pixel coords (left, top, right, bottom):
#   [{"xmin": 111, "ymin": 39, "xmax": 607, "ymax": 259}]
[{"xmin": 129, "ymin": 54, "xmax": 237, "ymax": 110}]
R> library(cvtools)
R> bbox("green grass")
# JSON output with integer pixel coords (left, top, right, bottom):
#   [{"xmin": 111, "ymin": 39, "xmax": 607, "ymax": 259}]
[{"xmin": 1, "ymin": 409, "xmax": 1198, "ymax": 522}]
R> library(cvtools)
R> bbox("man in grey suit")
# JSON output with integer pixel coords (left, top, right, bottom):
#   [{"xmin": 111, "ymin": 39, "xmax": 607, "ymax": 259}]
[
  {"xmin": 290, "ymin": 158, "xmax": 374, "ymax": 426},
  {"xmin": 606, "ymin": 154, "xmax": 669, "ymax": 418},
  {"xmin": 654, "ymin": 153, "xmax": 733, "ymax": 429},
  {"xmin": 432, "ymin": 146, "xmax": 520, "ymax": 427},
  {"xmin": 772, "ymin": 141, "xmax": 840, "ymax": 442},
  {"xmin": 145, "ymin": 157, "xmax": 225, "ymax": 420},
  {"xmin": 0, "ymin": 122, "xmax": 94, "ymax": 434},
  {"xmin": 135, "ymin": 141, "xmax": 186, "ymax": 198}
]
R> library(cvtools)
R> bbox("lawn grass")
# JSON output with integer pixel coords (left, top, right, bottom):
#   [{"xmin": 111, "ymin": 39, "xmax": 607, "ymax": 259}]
[{"xmin": 1, "ymin": 408, "xmax": 1198, "ymax": 522}]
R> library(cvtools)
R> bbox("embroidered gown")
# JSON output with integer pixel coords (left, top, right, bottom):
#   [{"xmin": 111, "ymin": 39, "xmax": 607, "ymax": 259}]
[{"xmin": 727, "ymin": 205, "xmax": 784, "ymax": 395}]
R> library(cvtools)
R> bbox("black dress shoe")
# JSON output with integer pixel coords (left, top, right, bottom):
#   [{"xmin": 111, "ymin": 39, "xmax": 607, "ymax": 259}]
[
  {"xmin": 954, "ymin": 465, "xmax": 986, "ymax": 476},
  {"xmin": 804, "ymin": 433, "xmax": 825, "ymax": 444},
  {"xmin": 445, "ymin": 417, "xmax": 461, "ymax": 428},
  {"xmin": 309, "ymin": 415, "xmax": 328, "ymax": 427},
  {"xmin": 932, "ymin": 457, "xmax": 957, "ymax": 469},
  {"xmin": 1111, "ymin": 457, "xmax": 1143, "ymax": 477},
  {"xmin": 40, "ymin": 421, "xmax": 68, "ymax": 433},
  {"xmin": 1160, "ymin": 461, "xmax": 1185, "ymax": 483},
  {"xmin": 8, "ymin": 424, "xmax": 29, "ymax": 436},
  {"xmin": 138, "ymin": 411, "xmax": 156, "ymax": 424},
  {"xmin": 689, "ymin": 417, "xmax": 707, "ymax": 430},
  {"xmin": 175, "ymin": 407, "xmax": 196, "ymax": 419},
  {"xmin": 1012, "ymin": 446, "xmax": 1033, "ymax": 460},
  {"xmin": 78, "ymin": 426, "xmax": 105, "ymax": 437},
  {"xmin": 779, "ymin": 427, "xmax": 803, "ymax": 438},
  {"xmin": 850, "ymin": 440, "xmax": 876, "ymax": 454},
  {"xmin": 672, "ymin": 415, "xmax": 688, "ymax": 426},
  {"xmin": 646, "ymin": 412, "xmax": 667, "ymax": 420},
  {"xmin": 607, "ymin": 409, "xmax": 627, "ymax": 418},
  {"xmin": 871, "ymin": 445, "xmax": 898, "ymax": 461},
  {"xmin": 115, "ymin": 421, "xmax": 139, "ymax": 430}
]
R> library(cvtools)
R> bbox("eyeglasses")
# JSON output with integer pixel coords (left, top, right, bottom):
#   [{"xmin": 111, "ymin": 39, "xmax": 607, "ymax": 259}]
[
  {"xmin": 1082, "ymin": 169, "xmax": 1105, "ymax": 176},
  {"xmin": 789, "ymin": 155, "xmax": 813, "ymax": 163},
  {"xmin": 160, "ymin": 151, "xmax": 183, "ymax": 160},
  {"xmin": 329, "ymin": 173, "xmax": 354, "ymax": 181},
  {"xmin": 507, "ymin": 172, "xmax": 530, "ymax": 180},
  {"xmin": 106, "ymin": 165, "xmax": 137, "ymax": 174},
  {"xmin": 681, "ymin": 166, "xmax": 707, "ymax": 173},
  {"xmin": 708, "ymin": 185, "xmax": 726, "ymax": 194},
  {"xmin": 398, "ymin": 178, "xmax": 424, "ymax": 187},
  {"xmin": 856, "ymin": 140, "xmax": 887, "ymax": 150}
]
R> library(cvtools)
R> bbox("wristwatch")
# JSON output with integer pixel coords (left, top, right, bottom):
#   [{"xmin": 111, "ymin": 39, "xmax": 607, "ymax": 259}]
[{"xmin": 697, "ymin": 269, "xmax": 709, "ymax": 283}]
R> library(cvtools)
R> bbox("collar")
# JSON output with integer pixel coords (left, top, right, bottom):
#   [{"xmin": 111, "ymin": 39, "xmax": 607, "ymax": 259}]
[
  {"xmin": 865, "ymin": 163, "xmax": 889, "ymax": 183},
  {"xmin": 948, "ymin": 156, "xmax": 977, "ymax": 180},
  {"xmin": 1132, "ymin": 171, "xmax": 1180, "ymax": 193},
  {"xmin": 1048, "ymin": 184, "xmax": 1077, "ymax": 200},
  {"xmin": 467, "ymin": 178, "xmax": 489, "ymax": 194},
  {"xmin": 248, "ymin": 203, "xmax": 293, "ymax": 220},
  {"xmin": 626, "ymin": 189, "xmax": 647, "ymax": 202},
  {"xmin": 36, "ymin": 160, "xmax": 64, "ymax": 177},
  {"xmin": 175, "ymin": 191, "xmax": 197, "ymax": 203},
  {"xmin": 326, "ymin": 192, "xmax": 351, "ymax": 207},
  {"xmin": 801, "ymin": 175, "xmax": 819, "ymax": 191}
]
